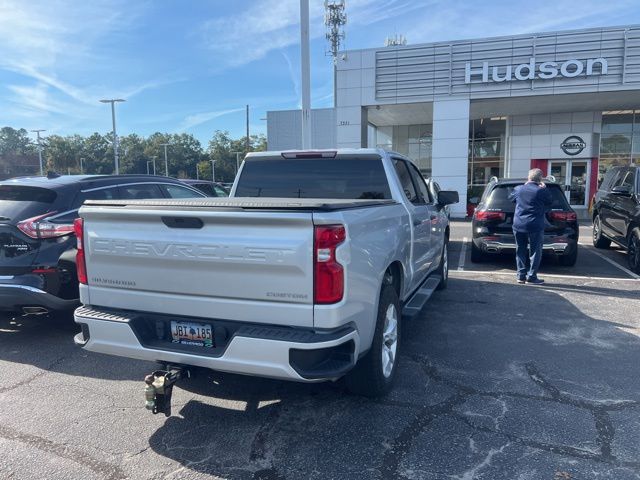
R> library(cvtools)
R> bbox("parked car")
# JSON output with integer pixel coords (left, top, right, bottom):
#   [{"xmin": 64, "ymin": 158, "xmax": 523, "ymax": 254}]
[
  {"xmin": 180, "ymin": 179, "xmax": 229, "ymax": 197},
  {"xmin": 0, "ymin": 174, "xmax": 206, "ymax": 315},
  {"xmin": 592, "ymin": 165, "xmax": 640, "ymax": 273},
  {"xmin": 471, "ymin": 177, "xmax": 579, "ymax": 266},
  {"xmin": 74, "ymin": 149, "xmax": 458, "ymax": 404}
]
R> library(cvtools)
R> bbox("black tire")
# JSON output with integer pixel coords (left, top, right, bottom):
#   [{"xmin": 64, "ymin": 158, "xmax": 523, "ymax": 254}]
[
  {"xmin": 593, "ymin": 215, "xmax": 611, "ymax": 249},
  {"xmin": 346, "ymin": 285, "xmax": 400, "ymax": 398},
  {"xmin": 558, "ymin": 245, "xmax": 578, "ymax": 267},
  {"xmin": 627, "ymin": 228, "xmax": 640, "ymax": 274},
  {"xmin": 436, "ymin": 240, "xmax": 449, "ymax": 290},
  {"xmin": 470, "ymin": 241, "xmax": 484, "ymax": 263}
]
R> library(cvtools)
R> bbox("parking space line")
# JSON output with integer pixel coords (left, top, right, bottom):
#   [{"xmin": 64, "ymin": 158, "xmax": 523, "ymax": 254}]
[
  {"xmin": 457, "ymin": 237, "xmax": 468, "ymax": 271},
  {"xmin": 585, "ymin": 247, "xmax": 640, "ymax": 280},
  {"xmin": 450, "ymin": 269, "xmax": 640, "ymax": 282}
]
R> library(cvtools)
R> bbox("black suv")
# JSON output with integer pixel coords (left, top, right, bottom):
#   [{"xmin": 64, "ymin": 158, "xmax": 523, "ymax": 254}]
[
  {"xmin": 471, "ymin": 178, "xmax": 579, "ymax": 266},
  {"xmin": 0, "ymin": 174, "xmax": 205, "ymax": 314},
  {"xmin": 592, "ymin": 165, "xmax": 640, "ymax": 273}
]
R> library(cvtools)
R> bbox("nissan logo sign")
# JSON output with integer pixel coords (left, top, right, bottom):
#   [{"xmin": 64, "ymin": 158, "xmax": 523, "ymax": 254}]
[{"xmin": 560, "ymin": 136, "xmax": 586, "ymax": 156}]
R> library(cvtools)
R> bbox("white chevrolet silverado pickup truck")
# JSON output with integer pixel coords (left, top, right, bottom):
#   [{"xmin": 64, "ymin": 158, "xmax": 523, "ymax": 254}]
[{"xmin": 73, "ymin": 149, "xmax": 458, "ymax": 406}]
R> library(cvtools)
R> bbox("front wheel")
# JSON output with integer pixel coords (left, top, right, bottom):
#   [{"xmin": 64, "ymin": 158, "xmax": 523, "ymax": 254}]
[
  {"xmin": 593, "ymin": 215, "xmax": 611, "ymax": 249},
  {"xmin": 628, "ymin": 228, "xmax": 640, "ymax": 274},
  {"xmin": 346, "ymin": 285, "xmax": 400, "ymax": 397}
]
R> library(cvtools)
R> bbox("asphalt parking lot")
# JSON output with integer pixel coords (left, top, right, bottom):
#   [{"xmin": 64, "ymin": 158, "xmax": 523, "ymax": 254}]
[{"xmin": 1, "ymin": 221, "xmax": 639, "ymax": 480}]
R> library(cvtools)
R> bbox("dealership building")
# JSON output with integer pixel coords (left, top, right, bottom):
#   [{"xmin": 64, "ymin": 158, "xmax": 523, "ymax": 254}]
[{"xmin": 267, "ymin": 25, "xmax": 640, "ymax": 217}]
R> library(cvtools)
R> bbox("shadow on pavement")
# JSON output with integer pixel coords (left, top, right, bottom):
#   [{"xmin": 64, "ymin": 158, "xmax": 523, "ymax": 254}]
[
  {"xmin": 147, "ymin": 277, "xmax": 640, "ymax": 480},
  {"xmin": 0, "ymin": 311, "xmax": 153, "ymax": 382}
]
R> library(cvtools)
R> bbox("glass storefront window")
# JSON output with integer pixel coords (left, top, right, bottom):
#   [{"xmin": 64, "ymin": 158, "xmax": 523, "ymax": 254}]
[
  {"xmin": 369, "ymin": 124, "xmax": 433, "ymax": 176},
  {"xmin": 468, "ymin": 118, "xmax": 506, "ymax": 184},
  {"xmin": 599, "ymin": 111, "xmax": 640, "ymax": 183}
]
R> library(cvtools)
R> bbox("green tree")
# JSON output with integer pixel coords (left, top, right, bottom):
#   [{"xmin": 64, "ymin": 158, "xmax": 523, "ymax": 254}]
[
  {"xmin": 204, "ymin": 131, "xmax": 267, "ymax": 183},
  {"xmin": 0, "ymin": 127, "xmax": 35, "ymax": 156},
  {"xmin": 81, "ymin": 133, "xmax": 112, "ymax": 174},
  {"xmin": 44, "ymin": 135, "xmax": 84, "ymax": 173}
]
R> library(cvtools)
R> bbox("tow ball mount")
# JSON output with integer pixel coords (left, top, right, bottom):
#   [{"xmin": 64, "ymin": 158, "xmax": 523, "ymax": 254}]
[{"xmin": 144, "ymin": 366, "xmax": 188, "ymax": 417}]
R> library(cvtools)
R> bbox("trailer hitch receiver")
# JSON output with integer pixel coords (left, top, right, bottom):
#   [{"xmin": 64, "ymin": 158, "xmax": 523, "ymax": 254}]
[{"xmin": 144, "ymin": 367, "xmax": 187, "ymax": 417}]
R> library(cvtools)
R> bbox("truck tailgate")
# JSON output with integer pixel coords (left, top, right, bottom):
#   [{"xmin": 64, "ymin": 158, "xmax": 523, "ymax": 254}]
[{"xmin": 80, "ymin": 205, "xmax": 315, "ymax": 327}]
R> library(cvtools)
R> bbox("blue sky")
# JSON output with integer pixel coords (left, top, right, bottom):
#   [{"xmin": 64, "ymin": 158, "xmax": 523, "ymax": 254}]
[{"xmin": 1, "ymin": 0, "xmax": 639, "ymax": 146}]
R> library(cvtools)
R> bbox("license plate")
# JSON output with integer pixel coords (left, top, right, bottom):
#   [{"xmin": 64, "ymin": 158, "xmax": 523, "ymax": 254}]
[{"xmin": 170, "ymin": 321, "xmax": 214, "ymax": 347}]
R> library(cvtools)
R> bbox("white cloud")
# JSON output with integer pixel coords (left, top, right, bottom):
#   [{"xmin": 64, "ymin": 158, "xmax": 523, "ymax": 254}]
[
  {"xmin": 0, "ymin": 0, "xmax": 165, "ymax": 119},
  {"xmin": 177, "ymin": 107, "xmax": 245, "ymax": 132},
  {"xmin": 403, "ymin": 0, "xmax": 637, "ymax": 45},
  {"xmin": 198, "ymin": 0, "xmax": 412, "ymax": 68}
]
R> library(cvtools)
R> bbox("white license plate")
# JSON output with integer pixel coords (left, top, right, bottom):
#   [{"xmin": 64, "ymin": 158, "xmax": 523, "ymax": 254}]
[{"xmin": 170, "ymin": 321, "xmax": 213, "ymax": 347}]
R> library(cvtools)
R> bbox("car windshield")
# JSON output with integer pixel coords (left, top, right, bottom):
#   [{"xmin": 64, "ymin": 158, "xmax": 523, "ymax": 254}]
[{"xmin": 487, "ymin": 184, "xmax": 568, "ymax": 211}]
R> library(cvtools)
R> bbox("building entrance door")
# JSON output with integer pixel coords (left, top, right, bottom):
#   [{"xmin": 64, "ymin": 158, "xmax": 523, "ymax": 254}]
[{"xmin": 548, "ymin": 159, "xmax": 590, "ymax": 209}]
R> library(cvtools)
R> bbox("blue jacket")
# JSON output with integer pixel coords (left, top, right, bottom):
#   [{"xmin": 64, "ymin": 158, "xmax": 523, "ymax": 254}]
[{"xmin": 509, "ymin": 182, "xmax": 553, "ymax": 233}]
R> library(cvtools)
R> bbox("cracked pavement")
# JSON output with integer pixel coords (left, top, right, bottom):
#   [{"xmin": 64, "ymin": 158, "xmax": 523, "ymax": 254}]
[{"xmin": 0, "ymin": 222, "xmax": 639, "ymax": 479}]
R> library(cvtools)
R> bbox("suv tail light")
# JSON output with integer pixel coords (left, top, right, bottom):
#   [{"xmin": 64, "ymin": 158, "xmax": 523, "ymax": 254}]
[
  {"xmin": 74, "ymin": 218, "xmax": 87, "ymax": 285},
  {"xmin": 17, "ymin": 212, "xmax": 74, "ymax": 239},
  {"xmin": 314, "ymin": 225, "xmax": 346, "ymax": 304},
  {"xmin": 548, "ymin": 211, "xmax": 577, "ymax": 222},
  {"xmin": 474, "ymin": 210, "xmax": 506, "ymax": 222}
]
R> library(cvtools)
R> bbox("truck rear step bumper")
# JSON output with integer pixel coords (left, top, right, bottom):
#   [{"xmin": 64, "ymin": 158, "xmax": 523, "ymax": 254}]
[{"xmin": 74, "ymin": 306, "xmax": 359, "ymax": 382}]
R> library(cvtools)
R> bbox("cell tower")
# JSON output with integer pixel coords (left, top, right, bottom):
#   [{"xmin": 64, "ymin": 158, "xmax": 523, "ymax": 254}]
[{"xmin": 324, "ymin": 0, "xmax": 347, "ymax": 63}]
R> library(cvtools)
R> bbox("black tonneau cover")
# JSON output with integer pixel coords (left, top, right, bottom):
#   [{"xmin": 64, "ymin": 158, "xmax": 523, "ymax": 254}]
[{"xmin": 82, "ymin": 197, "xmax": 397, "ymax": 212}]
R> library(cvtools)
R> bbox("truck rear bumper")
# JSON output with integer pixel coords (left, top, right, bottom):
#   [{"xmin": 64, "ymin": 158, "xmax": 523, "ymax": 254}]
[{"xmin": 74, "ymin": 306, "xmax": 359, "ymax": 382}]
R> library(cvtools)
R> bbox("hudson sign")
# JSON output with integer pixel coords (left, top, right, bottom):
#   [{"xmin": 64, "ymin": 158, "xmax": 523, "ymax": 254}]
[{"xmin": 465, "ymin": 57, "xmax": 608, "ymax": 83}]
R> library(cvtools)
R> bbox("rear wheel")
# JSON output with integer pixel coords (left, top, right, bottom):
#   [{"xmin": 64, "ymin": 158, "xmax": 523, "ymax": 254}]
[
  {"xmin": 593, "ymin": 215, "xmax": 611, "ymax": 249},
  {"xmin": 436, "ymin": 241, "xmax": 449, "ymax": 290},
  {"xmin": 628, "ymin": 228, "xmax": 640, "ymax": 274},
  {"xmin": 470, "ymin": 241, "xmax": 484, "ymax": 263},
  {"xmin": 558, "ymin": 246, "xmax": 578, "ymax": 267},
  {"xmin": 346, "ymin": 285, "xmax": 400, "ymax": 397}
]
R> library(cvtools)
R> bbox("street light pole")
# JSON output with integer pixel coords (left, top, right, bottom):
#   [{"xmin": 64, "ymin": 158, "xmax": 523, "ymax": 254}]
[
  {"xmin": 99, "ymin": 99, "xmax": 125, "ymax": 174},
  {"xmin": 231, "ymin": 151, "xmax": 243, "ymax": 174},
  {"xmin": 80, "ymin": 157, "xmax": 84, "ymax": 174},
  {"xmin": 210, "ymin": 159, "xmax": 215, "ymax": 182},
  {"xmin": 159, "ymin": 143, "xmax": 170, "ymax": 177},
  {"xmin": 30, "ymin": 129, "xmax": 45, "ymax": 176}
]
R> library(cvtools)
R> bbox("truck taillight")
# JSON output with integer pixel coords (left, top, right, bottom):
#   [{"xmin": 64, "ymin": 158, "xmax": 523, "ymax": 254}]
[
  {"xmin": 17, "ymin": 212, "xmax": 74, "ymax": 239},
  {"xmin": 314, "ymin": 225, "xmax": 346, "ymax": 304},
  {"xmin": 74, "ymin": 218, "xmax": 87, "ymax": 285}
]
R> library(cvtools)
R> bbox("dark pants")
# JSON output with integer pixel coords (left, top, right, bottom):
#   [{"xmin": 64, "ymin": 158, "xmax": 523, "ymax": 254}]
[{"xmin": 514, "ymin": 229, "xmax": 544, "ymax": 279}]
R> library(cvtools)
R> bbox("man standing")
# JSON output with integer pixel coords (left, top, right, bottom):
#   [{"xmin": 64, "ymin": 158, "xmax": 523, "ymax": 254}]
[{"xmin": 509, "ymin": 168, "xmax": 552, "ymax": 285}]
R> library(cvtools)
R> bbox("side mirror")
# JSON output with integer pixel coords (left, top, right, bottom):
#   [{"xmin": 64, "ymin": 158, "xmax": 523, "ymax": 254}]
[
  {"xmin": 438, "ymin": 190, "xmax": 459, "ymax": 206},
  {"xmin": 611, "ymin": 185, "xmax": 632, "ymax": 195}
]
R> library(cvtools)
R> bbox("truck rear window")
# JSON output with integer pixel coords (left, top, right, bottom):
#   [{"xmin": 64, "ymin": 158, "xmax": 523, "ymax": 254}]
[
  {"xmin": 234, "ymin": 158, "xmax": 392, "ymax": 199},
  {"xmin": 487, "ymin": 184, "xmax": 568, "ymax": 210}
]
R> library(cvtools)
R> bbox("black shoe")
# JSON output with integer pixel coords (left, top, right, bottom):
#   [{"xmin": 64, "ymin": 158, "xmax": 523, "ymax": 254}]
[
  {"xmin": 526, "ymin": 277, "xmax": 544, "ymax": 285},
  {"xmin": 517, "ymin": 277, "xmax": 526, "ymax": 284}
]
